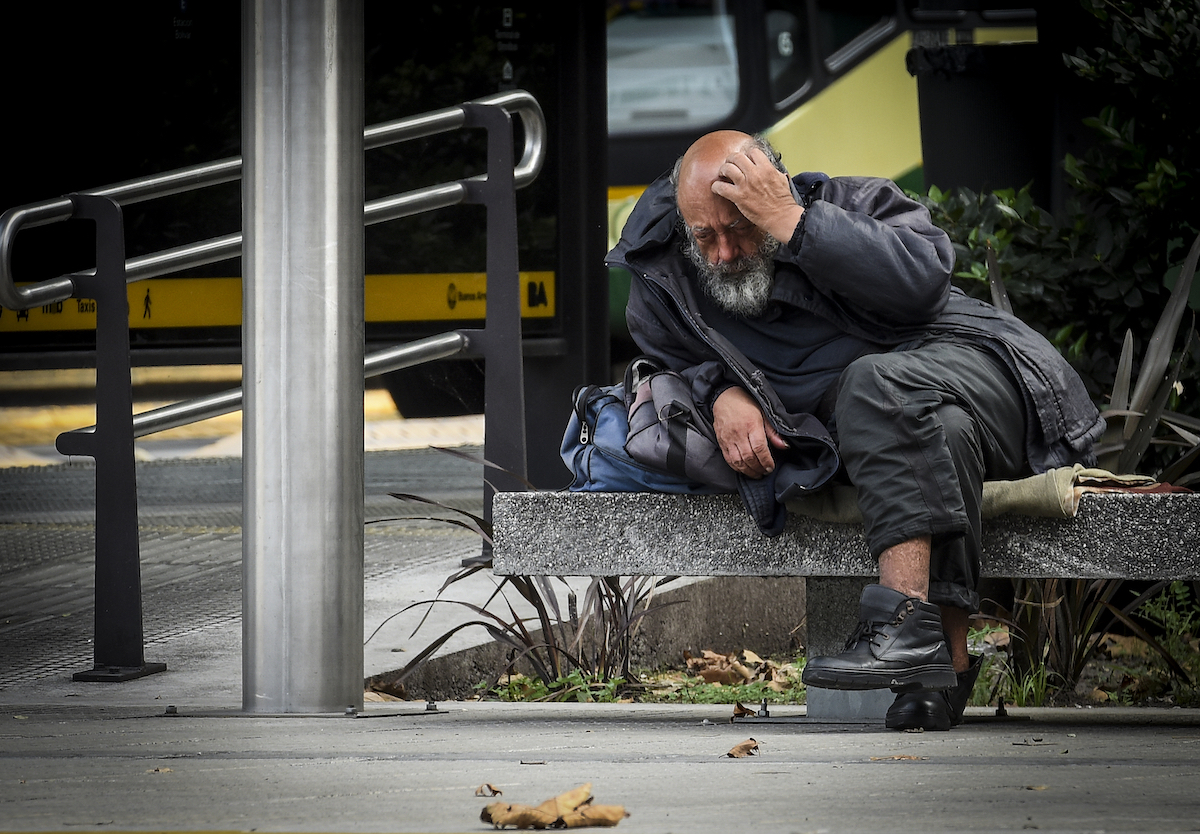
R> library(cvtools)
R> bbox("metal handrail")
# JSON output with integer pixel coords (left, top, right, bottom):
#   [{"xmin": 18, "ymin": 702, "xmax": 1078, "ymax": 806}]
[
  {"xmin": 61, "ymin": 331, "xmax": 471, "ymax": 440},
  {"xmin": 0, "ymin": 89, "xmax": 545, "ymax": 310}
]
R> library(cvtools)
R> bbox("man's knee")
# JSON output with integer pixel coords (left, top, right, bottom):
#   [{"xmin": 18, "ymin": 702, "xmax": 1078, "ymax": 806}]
[
  {"xmin": 835, "ymin": 354, "xmax": 902, "ymax": 437},
  {"xmin": 837, "ymin": 353, "xmax": 889, "ymax": 404},
  {"xmin": 936, "ymin": 403, "xmax": 983, "ymax": 470}
]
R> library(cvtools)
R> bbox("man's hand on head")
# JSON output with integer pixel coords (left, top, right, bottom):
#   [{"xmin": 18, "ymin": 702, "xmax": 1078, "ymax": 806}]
[
  {"xmin": 710, "ymin": 147, "xmax": 805, "ymax": 244},
  {"xmin": 712, "ymin": 386, "xmax": 789, "ymax": 478}
]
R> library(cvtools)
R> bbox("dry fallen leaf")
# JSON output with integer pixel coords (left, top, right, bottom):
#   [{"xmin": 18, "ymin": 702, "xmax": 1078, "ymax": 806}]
[
  {"xmin": 685, "ymin": 649, "xmax": 758, "ymax": 685},
  {"xmin": 983, "ymin": 628, "xmax": 1011, "ymax": 649},
  {"xmin": 481, "ymin": 802, "xmax": 557, "ymax": 829},
  {"xmin": 682, "ymin": 648, "xmax": 803, "ymax": 694},
  {"xmin": 732, "ymin": 701, "xmax": 756, "ymax": 718},
  {"xmin": 725, "ymin": 738, "xmax": 759, "ymax": 758},
  {"xmin": 476, "ymin": 783, "xmax": 504, "ymax": 797},
  {"xmin": 870, "ymin": 755, "xmax": 927, "ymax": 761},
  {"xmin": 561, "ymin": 805, "xmax": 630, "ymax": 828},
  {"xmin": 536, "ymin": 783, "xmax": 593, "ymax": 819},
  {"xmin": 481, "ymin": 783, "xmax": 627, "ymax": 830},
  {"xmin": 1025, "ymin": 785, "xmax": 1048, "ymax": 791}
]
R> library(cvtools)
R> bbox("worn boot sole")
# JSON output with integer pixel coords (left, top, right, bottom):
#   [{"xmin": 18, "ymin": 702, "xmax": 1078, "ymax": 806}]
[{"xmin": 802, "ymin": 661, "xmax": 957, "ymax": 692}]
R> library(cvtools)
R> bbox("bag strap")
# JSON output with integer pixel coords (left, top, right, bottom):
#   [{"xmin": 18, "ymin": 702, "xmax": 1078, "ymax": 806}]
[
  {"xmin": 623, "ymin": 354, "xmax": 664, "ymax": 408},
  {"xmin": 572, "ymin": 384, "xmax": 601, "ymax": 445},
  {"xmin": 664, "ymin": 400, "xmax": 689, "ymax": 476}
]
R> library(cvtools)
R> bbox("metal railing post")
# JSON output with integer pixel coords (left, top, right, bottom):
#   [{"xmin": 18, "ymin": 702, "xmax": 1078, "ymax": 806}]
[
  {"xmin": 459, "ymin": 103, "xmax": 529, "ymax": 531},
  {"xmin": 55, "ymin": 194, "xmax": 165, "ymax": 682}
]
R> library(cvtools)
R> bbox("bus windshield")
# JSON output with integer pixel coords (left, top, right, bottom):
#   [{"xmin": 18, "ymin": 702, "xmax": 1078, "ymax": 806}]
[{"xmin": 607, "ymin": 1, "xmax": 739, "ymax": 136}]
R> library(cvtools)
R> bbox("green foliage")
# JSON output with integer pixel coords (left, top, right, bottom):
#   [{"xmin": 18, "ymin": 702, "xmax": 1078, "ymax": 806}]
[
  {"xmin": 919, "ymin": 184, "xmax": 1078, "ymax": 337},
  {"xmin": 1005, "ymin": 661, "xmax": 1055, "ymax": 708},
  {"xmin": 651, "ymin": 678, "xmax": 806, "ymax": 706},
  {"xmin": 375, "ymin": 556, "xmax": 675, "ymax": 696},
  {"xmin": 481, "ymin": 670, "xmax": 628, "ymax": 703},
  {"xmin": 965, "ymin": 626, "xmax": 1054, "ymax": 707},
  {"xmin": 1064, "ymin": 1, "xmax": 1200, "ymax": 306},
  {"xmin": 917, "ymin": 181, "xmax": 1200, "ymax": 479},
  {"xmin": 977, "ymin": 578, "xmax": 1197, "ymax": 705},
  {"xmin": 913, "ymin": 183, "xmax": 1128, "ymax": 402},
  {"xmin": 475, "ymin": 656, "xmax": 811, "ymax": 705},
  {"xmin": 367, "ymin": 450, "xmax": 679, "ymax": 696},
  {"xmin": 915, "ymin": 2, "xmax": 1200, "ymax": 478},
  {"xmin": 968, "ymin": 653, "xmax": 1005, "ymax": 707},
  {"xmin": 1061, "ymin": 1, "xmax": 1200, "ymax": 440},
  {"xmin": 994, "ymin": 579, "xmax": 1142, "ymax": 701},
  {"xmin": 1132, "ymin": 581, "xmax": 1200, "ymax": 705}
]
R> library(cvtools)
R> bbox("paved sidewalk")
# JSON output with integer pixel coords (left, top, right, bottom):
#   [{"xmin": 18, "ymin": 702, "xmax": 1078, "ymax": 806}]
[
  {"xmin": 1, "ymin": 693, "xmax": 1198, "ymax": 833},
  {"xmin": 3, "ymin": 437, "xmax": 1200, "ymax": 832}
]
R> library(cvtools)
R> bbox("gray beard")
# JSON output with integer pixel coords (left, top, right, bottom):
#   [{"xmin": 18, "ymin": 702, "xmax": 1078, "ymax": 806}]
[{"xmin": 685, "ymin": 234, "xmax": 780, "ymax": 317}]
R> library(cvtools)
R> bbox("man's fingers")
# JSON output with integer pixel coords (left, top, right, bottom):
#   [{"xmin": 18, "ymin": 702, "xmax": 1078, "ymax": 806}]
[
  {"xmin": 728, "ymin": 435, "xmax": 774, "ymax": 478},
  {"xmin": 712, "ymin": 385, "xmax": 776, "ymax": 478},
  {"xmin": 719, "ymin": 157, "xmax": 745, "ymax": 180},
  {"xmin": 767, "ymin": 424, "xmax": 789, "ymax": 449},
  {"xmin": 747, "ymin": 434, "xmax": 776, "ymax": 474}
]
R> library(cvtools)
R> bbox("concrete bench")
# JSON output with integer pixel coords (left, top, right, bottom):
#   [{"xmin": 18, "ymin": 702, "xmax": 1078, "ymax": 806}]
[{"xmin": 492, "ymin": 490, "xmax": 1200, "ymax": 720}]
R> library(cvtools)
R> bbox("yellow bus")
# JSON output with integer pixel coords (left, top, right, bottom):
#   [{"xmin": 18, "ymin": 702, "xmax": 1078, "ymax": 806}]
[{"xmin": 604, "ymin": 0, "xmax": 1038, "ymax": 352}]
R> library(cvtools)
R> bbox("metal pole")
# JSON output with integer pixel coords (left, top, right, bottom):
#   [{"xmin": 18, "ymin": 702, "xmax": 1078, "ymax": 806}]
[{"xmin": 242, "ymin": 0, "xmax": 365, "ymax": 713}]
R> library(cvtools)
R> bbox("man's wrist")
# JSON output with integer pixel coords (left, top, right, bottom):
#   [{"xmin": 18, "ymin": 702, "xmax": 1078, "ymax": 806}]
[{"xmin": 765, "ymin": 205, "xmax": 805, "ymax": 244}]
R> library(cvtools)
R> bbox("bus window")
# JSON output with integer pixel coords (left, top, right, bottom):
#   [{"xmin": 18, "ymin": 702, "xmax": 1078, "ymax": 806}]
[
  {"xmin": 816, "ymin": 0, "xmax": 894, "ymax": 62},
  {"xmin": 764, "ymin": 2, "xmax": 812, "ymax": 106},
  {"xmin": 607, "ymin": 0, "xmax": 739, "ymax": 136}
]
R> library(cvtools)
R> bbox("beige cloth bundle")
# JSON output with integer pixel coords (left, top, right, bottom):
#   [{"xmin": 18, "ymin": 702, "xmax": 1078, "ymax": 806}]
[{"xmin": 785, "ymin": 465, "xmax": 1162, "ymax": 523}]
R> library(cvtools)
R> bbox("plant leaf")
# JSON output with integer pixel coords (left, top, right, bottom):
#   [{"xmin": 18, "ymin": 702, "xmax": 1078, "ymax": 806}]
[
  {"xmin": 1118, "ymin": 327, "xmax": 1194, "ymax": 474},
  {"xmin": 386, "ymin": 492, "xmax": 492, "ymax": 534},
  {"xmin": 431, "ymin": 444, "xmax": 540, "ymax": 491},
  {"xmin": 1159, "ymin": 441, "xmax": 1200, "ymax": 487},
  {"xmin": 1102, "ymin": 601, "xmax": 1194, "ymax": 684},
  {"xmin": 987, "ymin": 241, "xmax": 1013, "ymax": 314},
  {"xmin": 725, "ymin": 738, "xmax": 759, "ymax": 758},
  {"xmin": 1126, "ymin": 230, "xmax": 1200, "ymax": 426}
]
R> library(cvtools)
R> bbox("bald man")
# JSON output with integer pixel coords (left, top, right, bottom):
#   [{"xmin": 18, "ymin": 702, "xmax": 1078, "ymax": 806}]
[{"xmin": 607, "ymin": 131, "xmax": 1104, "ymax": 730}]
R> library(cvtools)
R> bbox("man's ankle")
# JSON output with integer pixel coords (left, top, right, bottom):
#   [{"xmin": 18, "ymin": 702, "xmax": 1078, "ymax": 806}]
[
  {"xmin": 939, "ymin": 605, "xmax": 971, "ymax": 673},
  {"xmin": 878, "ymin": 536, "xmax": 932, "ymax": 601}
]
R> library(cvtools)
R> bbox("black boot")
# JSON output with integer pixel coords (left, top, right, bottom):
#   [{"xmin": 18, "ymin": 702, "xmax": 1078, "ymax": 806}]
[
  {"xmin": 886, "ymin": 654, "xmax": 983, "ymax": 731},
  {"xmin": 802, "ymin": 585, "xmax": 956, "ymax": 692}
]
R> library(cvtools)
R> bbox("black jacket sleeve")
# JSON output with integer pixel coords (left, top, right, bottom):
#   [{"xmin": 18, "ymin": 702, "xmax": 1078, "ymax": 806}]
[{"xmin": 786, "ymin": 176, "xmax": 954, "ymax": 325}]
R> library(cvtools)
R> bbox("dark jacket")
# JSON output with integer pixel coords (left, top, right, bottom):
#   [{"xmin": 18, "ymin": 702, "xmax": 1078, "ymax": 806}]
[{"xmin": 608, "ymin": 172, "xmax": 1105, "ymax": 481}]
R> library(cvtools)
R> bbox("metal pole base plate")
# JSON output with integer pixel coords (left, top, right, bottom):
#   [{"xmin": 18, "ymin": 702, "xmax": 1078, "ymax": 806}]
[{"xmin": 73, "ymin": 662, "xmax": 167, "ymax": 683}]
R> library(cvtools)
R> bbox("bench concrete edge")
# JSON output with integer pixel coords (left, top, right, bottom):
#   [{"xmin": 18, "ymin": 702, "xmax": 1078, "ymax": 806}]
[{"xmin": 491, "ymin": 491, "xmax": 1200, "ymax": 580}]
